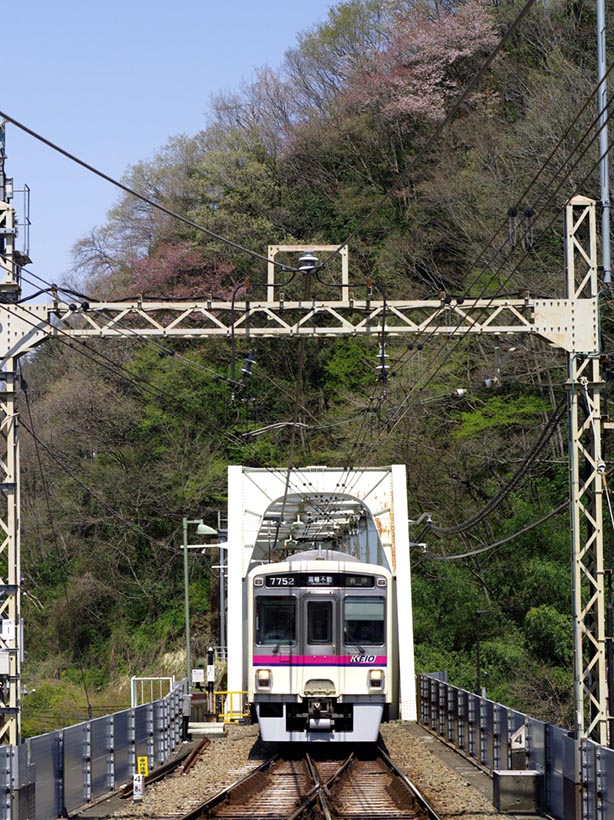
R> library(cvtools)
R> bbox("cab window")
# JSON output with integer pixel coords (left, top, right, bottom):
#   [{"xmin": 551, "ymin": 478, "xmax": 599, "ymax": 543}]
[
  {"xmin": 256, "ymin": 597, "xmax": 296, "ymax": 645},
  {"xmin": 307, "ymin": 600, "xmax": 332, "ymax": 644},
  {"xmin": 344, "ymin": 596, "xmax": 385, "ymax": 645}
]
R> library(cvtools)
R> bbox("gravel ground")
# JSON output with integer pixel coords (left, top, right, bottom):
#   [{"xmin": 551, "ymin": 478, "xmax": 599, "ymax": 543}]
[
  {"xmin": 380, "ymin": 722, "xmax": 510, "ymax": 820},
  {"xmin": 107, "ymin": 722, "xmax": 509, "ymax": 819},
  {"xmin": 110, "ymin": 725, "xmax": 275, "ymax": 819}
]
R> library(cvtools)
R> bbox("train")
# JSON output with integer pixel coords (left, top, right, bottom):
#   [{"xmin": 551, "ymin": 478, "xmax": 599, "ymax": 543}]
[{"xmin": 247, "ymin": 549, "xmax": 396, "ymax": 742}]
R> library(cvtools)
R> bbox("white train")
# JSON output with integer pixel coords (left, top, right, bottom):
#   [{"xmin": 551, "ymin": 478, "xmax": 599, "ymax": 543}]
[{"xmin": 247, "ymin": 550, "xmax": 397, "ymax": 742}]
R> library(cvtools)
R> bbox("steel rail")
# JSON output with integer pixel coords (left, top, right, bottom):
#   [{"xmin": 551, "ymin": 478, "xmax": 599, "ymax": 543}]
[
  {"xmin": 176, "ymin": 753, "xmax": 280, "ymax": 819},
  {"xmin": 173, "ymin": 745, "xmax": 444, "ymax": 820},
  {"xmin": 181, "ymin": 738, "xmax": 212, "ymax": 775},
  {"xmin": 377, "ymin": 745, "xmax": 444, "ymax": 820},
  {"xmin": 286, "ymin": 753, "xmax": 353, "ymax": 820}
]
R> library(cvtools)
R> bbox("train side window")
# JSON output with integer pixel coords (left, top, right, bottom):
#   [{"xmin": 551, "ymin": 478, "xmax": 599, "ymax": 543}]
[
  {"xmin": 307, "ymin": 600, "xmax": 332, "ymax": 644},
  {"xmin": 256, "ymin": 597, "xmax": 296, "ymax": 645},
  {"xmin": 344, "ymin": 597, "xmax": 385, "ymax": 646}
]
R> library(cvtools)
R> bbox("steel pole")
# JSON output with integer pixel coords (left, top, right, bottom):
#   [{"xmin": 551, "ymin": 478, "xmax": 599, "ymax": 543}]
[
  {"xmin": 183, "ymin": 517, "xmax": 191, "ymax": 693},
  {"xmin": 220, "ymin": 546, "xmax": 226, "ymax": 656},
  {"xmin": 475, "ymin": 610, "xmax": 486, "ymax": 696},
  {"xmin": 597, "ymin": 0, "xmax": 611, "ymax": 283}
]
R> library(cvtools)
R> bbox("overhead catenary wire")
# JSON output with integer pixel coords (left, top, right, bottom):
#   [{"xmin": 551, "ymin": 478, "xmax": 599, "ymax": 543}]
[
  {"xmin": 361, "ymin": 116, "xmax": 614, "ymax": 464},
  {"xmin": 3, "ymin": 18, "xmax": 608, "ymax": 559},
  {"xmin": 383, "ymin": 79, "xmax": 614, "ymax": 401},
  {"xmin": 4, "ymin": 286, "xmax": 348, "ymax": 542},
  {"xmin": 7, "ymin": 50, "xmax": 609, "ymax": 444},
  {"xmin": 427, "ymin": 397, "xmax": 566, "ymax": 535},
  {"xmin": 317, "ymin": 0, "xmax": 539, "ymax": 270},
  {"xmin": 14, "ymin": 274, "xmax": 353, "ymax": 536},
  {"xmin": 20, "ymin": 374, "xmax": 94, "ymax": 719},
  {"xmin": 0, "ymin": 110, "xmax": 301, "ymax": 275},
  {"xmin": 411, "ymin": 118, "xmax": 614, "ymax": 396},
  {"xmin": 362, "ymin": 60, "xmax": 614, "ymax": 417},
  {"xmin": 421, "ymin": 499, "xmax": 568, "ymax": 562}
]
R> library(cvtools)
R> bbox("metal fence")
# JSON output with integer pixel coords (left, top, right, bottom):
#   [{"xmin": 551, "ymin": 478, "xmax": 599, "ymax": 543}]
[
  {"xmin": 0, "ymin": 678, "xmax": 187, "ymax": 820},
  {"xmin": 417, "ymin": 674, "xmax": 614, "ymax": 820}
]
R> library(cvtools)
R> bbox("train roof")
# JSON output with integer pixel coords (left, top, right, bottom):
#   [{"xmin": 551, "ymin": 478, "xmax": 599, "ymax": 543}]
[{"xmin": 249, "ymin": 549, "xmax": 391, "ymax": 578}]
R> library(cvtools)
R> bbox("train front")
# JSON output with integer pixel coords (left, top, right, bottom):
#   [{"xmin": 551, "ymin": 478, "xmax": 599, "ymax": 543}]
[{"xmin": 247, "ymin": 552, "xmax": 393, "ymax": 742}]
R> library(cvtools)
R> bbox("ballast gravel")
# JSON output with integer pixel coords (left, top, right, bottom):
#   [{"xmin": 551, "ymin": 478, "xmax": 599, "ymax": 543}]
[
  {"xmin": 110, "ymin": 725, "xmax": 275, "ymax": 819},
  {"xmin": 108, "ymin": 722, "xmax": 509, "ymax": 820},
  {"xmin": 380, "ymin": 722, "xmax": 510, "ymax": 820}
]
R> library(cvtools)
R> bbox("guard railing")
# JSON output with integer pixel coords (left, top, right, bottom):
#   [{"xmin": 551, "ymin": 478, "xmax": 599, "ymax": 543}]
[
  {"xmin": 0, "ymin": 677, "xmax": 187, "ymax": 820},
  {"xmin": 417, "ymin": 674, "xmax": 614, "ymax": 820}
]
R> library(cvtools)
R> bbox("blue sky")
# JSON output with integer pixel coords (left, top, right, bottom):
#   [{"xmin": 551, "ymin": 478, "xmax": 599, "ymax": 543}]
[{"xmin": 4, "ymin": 0, "xmax": 335, "ymax": 289}]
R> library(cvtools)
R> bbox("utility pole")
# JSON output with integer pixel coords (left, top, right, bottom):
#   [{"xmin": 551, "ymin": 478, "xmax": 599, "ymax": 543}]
[
  {"xmin": 565, "ymin": 201, "xmax": 606, "ymax": 744},
  {"xmin": 596, "ymin": 0, "xmax": 611, "ymax": 284},
  {"xmin": 0, "ymin": 124, "xmax": 21, "ymax": 744},
  {"xmin": 475, "ymin": 610, "xmax": 487, "ymax": 696}
]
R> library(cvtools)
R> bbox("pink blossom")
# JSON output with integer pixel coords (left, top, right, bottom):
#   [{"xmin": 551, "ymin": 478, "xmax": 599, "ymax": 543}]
[
  {"xmin": 345, "ymin": 0, "xmax": 499, "ymax": 124},
  {"xmin": 127, "ymin": 243, "xmax": 235, "ymax": 299}
]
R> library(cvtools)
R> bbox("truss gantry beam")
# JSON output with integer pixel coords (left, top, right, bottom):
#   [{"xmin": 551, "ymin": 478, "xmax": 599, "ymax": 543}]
[
  {"xmin": 0, "ymin": 194, "xmax": 604, "ymax": 748},
  {"xmin": 0, "ymin": 293, "xmax": 599, "ymax": 363}
]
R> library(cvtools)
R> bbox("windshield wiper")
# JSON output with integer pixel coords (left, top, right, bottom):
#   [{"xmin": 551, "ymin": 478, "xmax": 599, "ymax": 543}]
[
  {"xmin": 344, "ymin": 626, "xmax": 365, "ymax": 655},
  {"xmin": 273, "ymin": 619, "xmax": 295, "ymax": 654}
]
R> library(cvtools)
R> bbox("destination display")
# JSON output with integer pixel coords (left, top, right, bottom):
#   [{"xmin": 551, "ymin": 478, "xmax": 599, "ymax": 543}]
[{"xmin": 265, "ymin": 573, "xmax": 374, "ymax": 588}]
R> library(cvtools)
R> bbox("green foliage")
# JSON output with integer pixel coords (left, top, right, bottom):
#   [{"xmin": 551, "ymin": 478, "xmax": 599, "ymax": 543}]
[
  {"xmin": 524, "ymin": 605, "xmax": 573, "ymax": 665},
  {"xmin": 19, "ymin": 0, "xmax": 605, "ymax": 733},
  {"xmin": 454, "ymin": 395, "xmax": 550, "ymax": 439}
]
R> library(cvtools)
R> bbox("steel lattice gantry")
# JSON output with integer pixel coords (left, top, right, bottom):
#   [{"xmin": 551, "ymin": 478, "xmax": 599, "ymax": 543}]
[
  {"xmin": 0, "ymin": 195, "xmax": 605, "ymax": 745},
  {"xmin": 564, "ymin": 199, "xmax": 607, "ymax": 744}
]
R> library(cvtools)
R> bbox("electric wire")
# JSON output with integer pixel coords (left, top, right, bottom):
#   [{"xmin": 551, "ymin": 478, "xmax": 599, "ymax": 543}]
[
  {"xmin": 360, "ymin": 116, "xmax": 614, "ymax": 463},
  {"xmin": 317, "ymin": 0, "xmax": 539, "ymax": 269},
  {"xmin": 427, "ymin": 397, "xmax": 566, "ymax": 534},
  {"xmin": 4, "ymin": 292, "xmax": 348, "ymax": 543},
  {"xmin": 0, "ymin": 110, "xmax": 301, "ymax": 274},
  {"xmin": 15, "ymin": 271, "xmax": 242, "ymax": 387},
  {"xmin": 10, "ymin": 59, "xmax": 608, "ymax": 458},
  {"xmin": 363, "ymin": 61, "xmax": 614, "ymax": 416},
  {"xmin": 21, "ymin": 374, "xmax": 94, "ymax": 719},
  {"xmin": 19, "ymin": 416, "xmax": 177, "ymax": 553},
  {"xmin": 412, "ymin": 117, "xmax": 614, "ymax": 395},
  {"xmin": 5, "ymin": 36, "xmax": 609, "ymax": 554},
  {"xmin": 381, "ymin": 88, "xmax": 613, "ymax": 402},
  {"xmin": 420, "ymin": 499, "xmax": 568, "ymax": 562}
]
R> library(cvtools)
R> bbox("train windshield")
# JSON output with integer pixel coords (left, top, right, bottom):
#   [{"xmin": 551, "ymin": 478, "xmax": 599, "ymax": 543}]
[
  {"xmin": 307, "ymin": 600, "xmax": 332, "ymax": 644},
  {"xmin": 344, "ymin": 597, "xmax": 385, "ymax": 646},
  {"xmin": 256, "ymin": 597, "xmax": 296, "ymax": 645}
]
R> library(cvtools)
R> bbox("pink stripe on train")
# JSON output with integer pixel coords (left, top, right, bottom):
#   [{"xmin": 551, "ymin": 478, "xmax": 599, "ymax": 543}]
[{"xmin": 253, "ymin": 654, "xmax": 387, "ymax": 666}]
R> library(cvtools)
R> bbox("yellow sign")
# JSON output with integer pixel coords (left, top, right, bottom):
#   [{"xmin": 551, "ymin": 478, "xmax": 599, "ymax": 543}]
[{"xmin": 137, "ymin": 756, "xmax": 149, "ymax": 777}]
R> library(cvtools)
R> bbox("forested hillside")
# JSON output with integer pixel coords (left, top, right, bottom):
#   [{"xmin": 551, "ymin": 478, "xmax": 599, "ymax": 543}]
[{"xmin": 20, "ymin": 0, "xmax": 610, "ymax": 734}]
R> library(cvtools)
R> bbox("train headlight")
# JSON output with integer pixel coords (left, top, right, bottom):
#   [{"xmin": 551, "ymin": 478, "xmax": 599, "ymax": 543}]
[
  {"xmin": 369, "ymin": 669, "xmax": 384, "ymax": 688},
  {"xmin": 256, "ymin": 669, "xmax": 271, "ymax": 688}
]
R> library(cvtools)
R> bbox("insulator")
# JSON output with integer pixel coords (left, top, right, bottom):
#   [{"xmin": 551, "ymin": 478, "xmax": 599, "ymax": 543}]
[
  {"xmin": 456, "ymin": 296, "xmax": 465, "ymax": 305},
  {"xmin": 241, "ymin": 352, "xmax": 256, "ymax": 377},
  {"xmin": 375, "ymin": 346, "xmax": 389, "ymax": 372},
  {"xmin": 299, "ymin": 252, "xmax": 319, "ymax": 272},
  {"xmin": 68, "ymin": 303, "xmax": 78, "ymax": 312}
]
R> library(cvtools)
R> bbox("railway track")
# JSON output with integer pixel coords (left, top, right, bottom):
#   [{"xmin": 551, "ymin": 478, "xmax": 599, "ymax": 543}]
[{"xmin": 177, "ymin": 745, "xmax": 442, "ymax": 820}]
